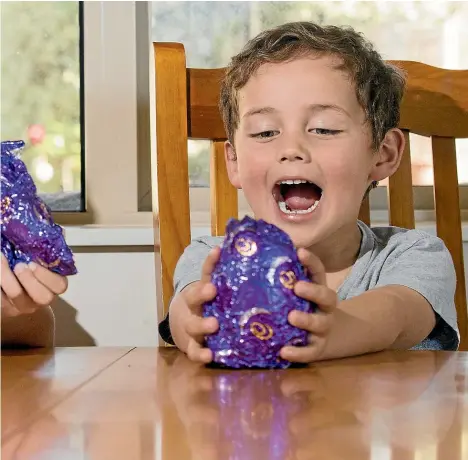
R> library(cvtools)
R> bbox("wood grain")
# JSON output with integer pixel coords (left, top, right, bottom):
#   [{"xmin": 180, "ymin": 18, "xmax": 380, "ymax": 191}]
[
  {"xmin": 210, "ymin": 141, "xmax": 238, "ymax": 236},
  {"xmin": 432, "ymin": 136, "xmax": 467, "ymax": 350},
  {"xmin": 184, "ymin": 61, "xmax": 468, "ymax": 140},
  {"xmin": 1, "ymin": 347, "xmax": 133, "ymax": 442},
  {"xmin": 188, "ymin": 68, "xmax": 226, "ymax": 140},
  {"xmin": 388, "ymin": 130, "xmax": 415, "ymax": 228},
  {"xmin": 391, "ymin": 61, "xmax": 468, "ymax": 137},
  {"xmin": 2, "ymin": 348, "xmax": 467, "ymax": 460},
  {"xmin": 153, "ymin": 43, "xmax": 192, "ymax": 313}
]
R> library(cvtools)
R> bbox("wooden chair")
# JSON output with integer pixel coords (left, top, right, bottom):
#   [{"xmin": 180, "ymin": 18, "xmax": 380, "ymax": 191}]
[{"xmin": 152, "ymin": 42, "xmax": 468, "ymax": 350}]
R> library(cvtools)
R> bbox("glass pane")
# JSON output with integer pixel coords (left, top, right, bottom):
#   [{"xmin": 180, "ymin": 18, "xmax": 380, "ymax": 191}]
[
  {"xmin": 151, "ymin": 1, "xmax": 468, "ymax": 187},
  {"xmin": 1, "ymin": 2, "xmax": 83, "ymax": 211}
]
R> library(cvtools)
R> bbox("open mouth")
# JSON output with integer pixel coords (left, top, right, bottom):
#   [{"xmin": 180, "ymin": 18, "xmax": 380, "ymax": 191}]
[{"xmin": 272, "ymin": 179, "xmax": 323, "ymax": 215}]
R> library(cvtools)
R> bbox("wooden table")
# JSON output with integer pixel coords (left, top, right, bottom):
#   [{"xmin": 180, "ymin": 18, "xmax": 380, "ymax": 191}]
[{"xmin": 2, "ymin": 347, "xmax": 467, "ymax": 460}]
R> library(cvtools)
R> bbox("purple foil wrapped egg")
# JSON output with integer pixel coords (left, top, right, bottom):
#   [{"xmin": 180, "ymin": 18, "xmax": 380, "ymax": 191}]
[
  {"xmin": 1, "ymin": 140, "xmax": 77, "ymax": 276},
  {"xmin": 203, "ymin": 216, "xmax": 314, "ymax": 369}
]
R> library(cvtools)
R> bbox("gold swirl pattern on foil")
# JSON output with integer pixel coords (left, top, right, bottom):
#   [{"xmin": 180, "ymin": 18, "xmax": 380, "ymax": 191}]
[
  {"xmin": 250, "ymin": 321, "xmax": 274, "ymax": 341},
  {"xmin": 239, "ymin": 307, "xmax": 271, "ymax": 327},
  {"xmin": 234, "ymin": 236, "xmax": 257, "ymax": 256},
  {"xmin": 33, "ymin": 202, "xmax": 52, "ymax": 223},
  {"xmin": 36, "ymin": 257, "xmax": 61, "ymax": 269},
  {"xmin": 279, "ymin": 270, "xmax": 296, "ymax": 289},
  {"xmin": 1, "ymin": 196, "xmax": 12, "ymax": 224}
]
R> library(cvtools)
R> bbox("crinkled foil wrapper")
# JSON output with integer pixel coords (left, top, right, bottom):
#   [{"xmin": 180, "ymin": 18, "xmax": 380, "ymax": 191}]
[
  {"xmin": 203, "ymin": 216, "xmax": 314, "ymax": 369},
  {"xmin": 1, "ymin": 140, "xmax": 77, "ymax": 276}
]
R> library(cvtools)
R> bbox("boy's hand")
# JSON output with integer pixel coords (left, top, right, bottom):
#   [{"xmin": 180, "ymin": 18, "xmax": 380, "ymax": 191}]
[
  {"xmin": 178, "ymin": 247, "xmax": 220, "ymax": 363},
  {"xmin": 280, "ymin": 248, "xmax": 338, "ymax": 363},
  {"xmin": 1, "ymin": 254, "xmax": 68, "ymax": 318}
]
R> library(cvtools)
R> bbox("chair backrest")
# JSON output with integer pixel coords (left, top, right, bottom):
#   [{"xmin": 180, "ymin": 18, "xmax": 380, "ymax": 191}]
[{"xmin": 153, "ymin": 42, "xmax": 468, "ymax": 350}]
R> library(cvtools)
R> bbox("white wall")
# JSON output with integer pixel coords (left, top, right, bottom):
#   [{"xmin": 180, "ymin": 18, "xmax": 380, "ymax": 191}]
[
  {"xmin": 54, "ymin": 226, "xmax": 468, "ymax": 347},
  {"xmin": 52, "ymin": 227, "xmax": 158, "ymax": 347}
]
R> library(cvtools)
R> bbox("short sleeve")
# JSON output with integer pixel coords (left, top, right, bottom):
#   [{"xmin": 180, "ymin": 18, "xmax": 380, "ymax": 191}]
[
  {"xmin": 158, "ymin": 236, "xmax": 222, "ymax": 344},
  {"xmin": 375, "ymin": 233, "xmax": 459, "ymax": 350},
  {"xmin": 173, "ymin": 236, "xmax": 222, "ymax": 295}
]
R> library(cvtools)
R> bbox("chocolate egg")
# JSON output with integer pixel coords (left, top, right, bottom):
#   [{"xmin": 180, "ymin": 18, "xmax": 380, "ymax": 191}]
[
  {"xmin": 1, "ymin": 140, "xmax": 77, "ymax": 276},
  {"xmin": 203, "ymin": 216, "xmax": 314, "ymax": 368}
]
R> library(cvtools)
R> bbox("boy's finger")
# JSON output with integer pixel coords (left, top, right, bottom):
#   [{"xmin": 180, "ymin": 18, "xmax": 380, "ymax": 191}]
[
  {"xmin": 1, "ymin": 257, "xmax": 24, "ymax": 300},
  {"xmin": 1, "ymin": 291, "xmax": 21, "ymax": 317},
  {"xmin": 29, "ymin": 263, "xmax": 68, "ymax": 295},
  {"xmin": 187, "ymin": 339, "xmax": 213, "ymax": 363},
  {"xmin": 14, "ymin": 264, "xmax": 55, "ymax": 307},
  {"xmin": 297, "ymin": 248, "xmax": 326, "ymax": 286},
  {"xmin": 1, "ymin": 263, "xmax": 36, "ymax": 313},
  {"xmin": 280, "ymin": 338, "xmax": 325, "ymax": 363},
  {"xmin": 288, "ymin": 310, "xmax": 332, "ymax": 336},
  {"xmin": 186, "ymin": 316, "xmax": 218, "ymax": 338},
  {"xmin": 184, "ymin": 282, "xmax": 216, "ymax": 313},
  {"xmin": 201, "ymin": 247, "xmax": 221, "ymax": 283},
  {"xmin": 294, "ymin": 282, "xmax": 337, "ymax": 312}
]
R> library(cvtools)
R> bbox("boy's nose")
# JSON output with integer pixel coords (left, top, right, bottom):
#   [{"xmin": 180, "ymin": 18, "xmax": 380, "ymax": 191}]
[{"xmin": 279, "ymin": 148, "xmax": 311, "ymax": 163}]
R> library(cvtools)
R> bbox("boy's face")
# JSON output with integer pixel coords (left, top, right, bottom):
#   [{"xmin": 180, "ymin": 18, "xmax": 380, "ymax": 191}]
[{"xmin": 225, "ymin": 55, "xmax": 402, "ymax": 249}]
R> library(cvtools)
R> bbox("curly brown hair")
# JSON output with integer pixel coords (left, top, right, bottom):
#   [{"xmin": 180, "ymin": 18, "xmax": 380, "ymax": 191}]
[{"xmin": 219, "ymin": 21, "xmax": 406, "ymax": 150}]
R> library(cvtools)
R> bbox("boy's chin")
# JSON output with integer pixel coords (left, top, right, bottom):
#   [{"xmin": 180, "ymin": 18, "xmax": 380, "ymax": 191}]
[
  {"xmin": 290, "ymin": 235, "xmax": 320, "ymax": 250},
  {"xmin": 286, "ymin": 227, "xmax": 322, "ymax": 250}
]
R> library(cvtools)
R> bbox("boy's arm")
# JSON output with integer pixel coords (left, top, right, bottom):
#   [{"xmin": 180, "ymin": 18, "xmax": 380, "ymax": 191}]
[
  {"xmin": 1, "ymin": 306, "xmax": 55, "ymax": 348},
  {"xmin": 320, "ymin": 285, "xmax": 436, "ymax": 361}
]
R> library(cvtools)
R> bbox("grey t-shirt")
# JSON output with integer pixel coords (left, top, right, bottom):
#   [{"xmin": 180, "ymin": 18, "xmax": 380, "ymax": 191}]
[{"xmin": 159, "ymin": 221, "xmax": 459, "ymax": 350}]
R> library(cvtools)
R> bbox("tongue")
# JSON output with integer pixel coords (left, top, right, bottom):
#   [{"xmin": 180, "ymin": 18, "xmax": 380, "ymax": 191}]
[{"xmin": 284, "ymin": 184, "xmax": 320, "ymax": 211}]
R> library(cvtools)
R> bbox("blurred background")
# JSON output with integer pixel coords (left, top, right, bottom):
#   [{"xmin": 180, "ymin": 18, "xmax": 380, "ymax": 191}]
[{"xmin": 1, "ymin": 1, "xmax": 467, "ymax": 211}]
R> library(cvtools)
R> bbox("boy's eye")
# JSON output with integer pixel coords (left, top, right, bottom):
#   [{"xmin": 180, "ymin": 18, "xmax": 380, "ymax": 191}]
[
  {"xmin": 250, "ymin": 130, "xmax": 279, "ymax": 139},
  {"xmin": 309, "ymin": 128, "xmax": 342, "ymax": 135}
]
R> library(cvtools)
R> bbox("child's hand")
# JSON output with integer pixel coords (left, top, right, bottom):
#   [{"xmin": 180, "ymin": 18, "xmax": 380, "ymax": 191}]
[
  {"xmin": 1, "ymin": 254, "xmax": 68, "ymax": 318},
  {"xmin": 178, "ymin": 247, "xmax": 220, "ymax": 363},
  {"xmin": 280, "ymin": 248, "xmax": 338, "ymax": 363}
]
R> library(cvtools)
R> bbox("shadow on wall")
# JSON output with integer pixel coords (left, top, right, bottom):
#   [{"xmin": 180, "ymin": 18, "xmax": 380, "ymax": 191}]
[{"xmin": 51, "ymin": 297, "xmax": 96, "ymax": 347}]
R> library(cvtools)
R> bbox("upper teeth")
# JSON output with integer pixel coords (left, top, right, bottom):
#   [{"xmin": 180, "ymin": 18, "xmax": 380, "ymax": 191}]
[{"xmin": 278, "ymin": 179, "xmax": 311, "ymax": 185}]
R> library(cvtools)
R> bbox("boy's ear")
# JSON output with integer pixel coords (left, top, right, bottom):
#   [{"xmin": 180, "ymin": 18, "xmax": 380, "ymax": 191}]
[
  {"xmin": 224, "ymin": 140, "xmax": 241, "ymax": 189},
  {"xmin": 369, "ymin": 128, "xmax": 405, "ymax": 183}
]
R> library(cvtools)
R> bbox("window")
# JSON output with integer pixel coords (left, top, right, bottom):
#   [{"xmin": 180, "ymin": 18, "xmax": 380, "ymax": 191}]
[
  {"xmin": 151, "ymin": 1, "xmax": 468, "ymax": 223},
  {"xmin": 1, "ymin": 2, "xmax": 84, "ymax": 211},
  {"xmin": 5, "ymin": 2, "xmax": 463, "ymax": 227},
  {"xmin": 2, "ymin": 2, "xmax": 155, "ymax": 227}
]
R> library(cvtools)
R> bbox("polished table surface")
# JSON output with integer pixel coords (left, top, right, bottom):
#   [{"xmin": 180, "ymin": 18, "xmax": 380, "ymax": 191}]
[{"xmin": 1, "ymin": 347, "xmax": 467, "ymax": 460}]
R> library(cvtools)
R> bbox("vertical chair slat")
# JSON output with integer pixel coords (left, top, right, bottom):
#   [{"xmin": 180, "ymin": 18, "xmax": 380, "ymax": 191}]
[
  {"xmin": 358, "ymin": 196, "xmax": 371, "ymax": 226},
  {"xmin": 154, "ymin": 43, "xmax": 191, "ymax": 314},
  {"xmin": 388, "ymin": 130, "xmax": 415, "ymax": 229},
  {"xmin": 432, "ymin": 136, "xmax": 467, "ymax": 349},
  {"xmin": 210, "ymin": 140, "xmax": 238, "ymax": 236}
]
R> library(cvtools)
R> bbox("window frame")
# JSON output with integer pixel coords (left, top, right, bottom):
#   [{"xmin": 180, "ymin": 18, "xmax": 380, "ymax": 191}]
[
  {"xmin": 54, "ymin": 1, "xmax": 153, "ymax": 227},
  {"xmin": 55, "ymin": 0, "xmax": 468, "ymax": 229}
]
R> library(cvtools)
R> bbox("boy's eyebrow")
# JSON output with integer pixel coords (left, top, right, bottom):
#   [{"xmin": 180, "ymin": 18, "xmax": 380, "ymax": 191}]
[
  {"xmin": 241, "ymin": 104, "xmax": 351, "ymax": 119},
  {"xmin": 242, "ymin": 106, "xmax": 277, "ymax": 119},
  {"xmin": 307, "ymin": 104, "xmax": 351, "ymax": 118}
]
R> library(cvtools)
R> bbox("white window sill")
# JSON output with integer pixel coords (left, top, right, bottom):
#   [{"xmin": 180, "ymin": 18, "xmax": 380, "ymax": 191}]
[
  {"xmin": 64, "ymin": 225, "xmax": 156, "ymax": 247},
  {"xmin": 65, "ymin": 219, "xmax": 468, "ymax": 248}
]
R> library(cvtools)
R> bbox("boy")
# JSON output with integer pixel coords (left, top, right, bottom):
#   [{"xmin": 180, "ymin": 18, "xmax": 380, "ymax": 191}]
[
  {"xmin": 159, "ymin": 22, "xmax": 459, "ymax": 362},
  {"xmin": 1, "ymin": 254, "xmax": 67, "ymax": 347}
]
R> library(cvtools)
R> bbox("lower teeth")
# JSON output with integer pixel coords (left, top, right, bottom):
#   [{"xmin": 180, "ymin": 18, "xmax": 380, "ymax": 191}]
[{"xmin": 278, "ymin": 200, "xmax": 320, "ymax": 215}]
